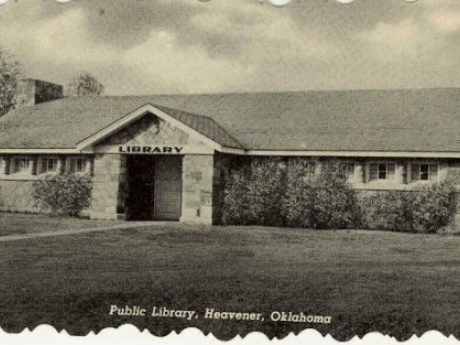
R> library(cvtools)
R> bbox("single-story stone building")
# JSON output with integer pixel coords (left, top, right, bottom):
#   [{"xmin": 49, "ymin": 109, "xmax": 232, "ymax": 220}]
[{"xmin": 1, "ymin": 79, "xmax": 460, "ymax": 224}]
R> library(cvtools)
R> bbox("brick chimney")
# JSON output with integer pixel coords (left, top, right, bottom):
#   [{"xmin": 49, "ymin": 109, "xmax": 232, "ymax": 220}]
[{"xmin": 14, "ymin": 79, "xmax": 63, "ymax": 108}]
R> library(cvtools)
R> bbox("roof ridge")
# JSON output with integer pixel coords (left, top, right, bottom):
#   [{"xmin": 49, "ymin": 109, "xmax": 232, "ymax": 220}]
[{"xmin": 86, "ymin": 86, "xmax": 460, "ymax": 98}]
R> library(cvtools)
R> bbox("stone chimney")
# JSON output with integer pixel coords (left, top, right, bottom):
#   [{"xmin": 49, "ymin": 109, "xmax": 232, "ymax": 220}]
[{"xmin": 14, "ymin": 79, "xmax": 63, "ymax": 108}]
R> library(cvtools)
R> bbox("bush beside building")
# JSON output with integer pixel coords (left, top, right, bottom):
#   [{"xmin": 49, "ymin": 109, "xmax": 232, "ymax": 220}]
[
  {"xmin": 32, "ymin": 173, "xmax": 92, "ymax": 217},
  {"xmin": 221, "ymin": 157, "xmax": 458, "ymax": 233}
]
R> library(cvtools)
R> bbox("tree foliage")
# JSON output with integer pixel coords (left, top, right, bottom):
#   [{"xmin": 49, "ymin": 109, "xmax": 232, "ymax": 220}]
[
  {"xmin": 67, "ymin": 72, "xmax": 105, "ymax": 96},
  {"xmin": 0, "ymin": 46, "xmax": 22, "ymax": 116}
]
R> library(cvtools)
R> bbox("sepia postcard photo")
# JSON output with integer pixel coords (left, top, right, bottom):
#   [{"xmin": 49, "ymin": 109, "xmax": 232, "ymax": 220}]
[{"xmin": 0, "ymin": 0, "xmax": 460, "ymax": 343}]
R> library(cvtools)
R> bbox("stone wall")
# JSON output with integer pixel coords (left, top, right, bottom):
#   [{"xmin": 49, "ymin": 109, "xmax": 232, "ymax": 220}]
[
  {"xmin": 90, "ymin": 154, "xmax": 127, "ymax": 220},
  {"xmin": 0, "ymin": 180, "xmax": 37, "ymax": 213},
  {"xmin": 95, "ymin": 115, "xmax": 212, "ymax": 154},
  {"xmin": 5, "ymin": 151, "xmax": 460, "ymax": 225},
  {"xmin": 0, "ymin": 154, "xmax": 92, "ymax": 215},
  {"xmin": 180, "ymin": 155, "xmax": 215, "ymax": 225}
]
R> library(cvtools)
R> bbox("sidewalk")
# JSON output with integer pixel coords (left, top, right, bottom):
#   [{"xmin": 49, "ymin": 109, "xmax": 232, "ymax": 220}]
[{"xmin": 0, "ymin": 221, "xmax": 163, "ymax": 242}]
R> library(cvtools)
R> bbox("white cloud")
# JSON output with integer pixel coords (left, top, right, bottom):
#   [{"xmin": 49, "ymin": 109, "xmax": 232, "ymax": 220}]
[
  {"xmin": 0, "ymin": 8, "xmax": 119, "ymax": 78},
  {"xmin": 120, "ymin": 29, "xmax": 259, "ymax": 94},
  {"xmin": 1, "ymin": 0, "xmax": 460, "ymax": 94},
  {"xmin": 189, "ymin": 0, "xmax": 337, "ymax": 61},
  {"xmin": 0, "ymin": 0, "xmax": 338, "ymax": 94},
  {"xmin": 364, "ymin": 19, "xmax": 419, "ymax": 45},
  {"xmin": 0, "ymin": 6, "xmax": 258, "ymax": 94},
  {"xmin": 355, "ymin": 17, "xmax": 425, "ymax": 61},
  {"xmin": 428, "ymin": 11, "xmax": 460, "ymax": 33}
]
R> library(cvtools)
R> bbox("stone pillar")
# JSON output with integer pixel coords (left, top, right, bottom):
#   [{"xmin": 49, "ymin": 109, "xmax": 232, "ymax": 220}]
[
  {"xmin": 211, "ymin": 153, "xmax": 231, "ymax": 225},
  {"xmin": 180, "ymin": 155, "xmax": 215, "ymax": 225},
  {"xmin": 90, "ymin": 154, "xmax": 127, "ymax": 220}
]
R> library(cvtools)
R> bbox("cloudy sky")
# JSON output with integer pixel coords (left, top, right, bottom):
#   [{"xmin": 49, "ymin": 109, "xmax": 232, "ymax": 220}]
[{"xmin": 0, "ymin": 0, "xmax": 459, "ymax": 95}]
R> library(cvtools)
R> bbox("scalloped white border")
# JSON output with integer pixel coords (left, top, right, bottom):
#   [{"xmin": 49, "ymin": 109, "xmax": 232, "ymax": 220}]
[{"xmin": 0, "ymin": 325, "xmax": 455, "ymax": 345}]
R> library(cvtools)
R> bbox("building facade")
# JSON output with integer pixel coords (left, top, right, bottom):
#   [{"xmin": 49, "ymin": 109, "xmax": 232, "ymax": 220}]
[{"xmin": 1, "ymin": 80, "xmax": 460, "ymax": 225}]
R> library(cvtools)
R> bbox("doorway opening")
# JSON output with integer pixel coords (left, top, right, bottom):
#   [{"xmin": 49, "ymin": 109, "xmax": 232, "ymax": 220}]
[{"xmin": 126, "ymin": 155, "xmax": 182, "ymax": 221}]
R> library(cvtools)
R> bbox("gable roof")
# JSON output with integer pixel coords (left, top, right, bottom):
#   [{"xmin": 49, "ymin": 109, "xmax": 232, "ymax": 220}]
[{"xmin": 1, "ymin": 87, "xmax": 460, "ymax": 154}]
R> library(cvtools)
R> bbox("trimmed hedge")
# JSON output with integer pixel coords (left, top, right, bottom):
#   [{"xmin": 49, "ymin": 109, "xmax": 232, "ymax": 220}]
[
  {"xmin": 360, "ymin": 182, "xmax": 458, "ymax": 233},
  {"xmin": 222, "ymin": 158, "xmax": 361, "ymax": 229},
  {"xmin": 32, "ymin": 173, "xmax": 92, "ymax": 217},
  {"xmin": 282, "ymin": 160, "xmax": 361, "ymax": 229},
  {"xmin": 221, "ymin": 158, "xmax": 286, "ymax": 226},
  {"xmin": 222, "ymin": 158, "xmax": 458, "ymax": 233}
]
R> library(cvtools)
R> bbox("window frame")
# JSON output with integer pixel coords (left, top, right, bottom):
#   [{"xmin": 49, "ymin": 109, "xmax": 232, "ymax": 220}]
[
  {"xmin": 11, "ymin": 156, "xmax": 33, "ymax": 175},
  {"xmin": 410, "ymin": 162, "xmax": 439, "ymax": 183},
  {"xmin": 338, "ymin": 162, "xmax": 355, "ymax": 180},
  {"xmin": 38, "ymin": 156, "xmax": 59, "ymax": 175},
  {"xmin": 67, "ymin": 157, "xmax": 89, "ymax": 174},
  {"xmin": 369, "ymin": 162, "xmax": 396, "ymax": 182}
]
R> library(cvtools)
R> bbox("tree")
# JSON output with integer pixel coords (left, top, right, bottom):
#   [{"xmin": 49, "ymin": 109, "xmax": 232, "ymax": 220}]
[
  {"xmin": 67, "ymin": 72, "xmax": 105, "ymax": 96},
  {"xmin": 0, "ymin": 46, "xmax": 22, "ymax": 116}
]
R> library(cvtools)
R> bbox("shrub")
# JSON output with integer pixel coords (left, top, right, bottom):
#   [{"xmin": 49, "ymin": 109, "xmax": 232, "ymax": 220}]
[
  {"xmin": 221, "ymin": 169, "xmax": 251, "ymax": 225},
  {"xmin": 32, "ymin": 173, "xmax": 92, "ymax": 217},
  {"xmin": 360, "ymin": 182, "xmax": 458, "ymax": 233},
  {"xmin": 245, "ymin": 158, "xmax": 286, "ymax": 226},
  {"xmin": 222, "ymin": 158, "xmax": 458, "ymax": 233},
  {"xmin": 222, "ymin": 158, "xmax": 286, "ymax": 226},
  {"xmin": 222, "ymin": 158, "xmax": 361, "ymax": 229},
  {"xmin": 360, "ymin": 191, "xmax": 412, "ymax": 232},
  {"xmin": 281, "ymin": 159, "xmax": 316, "ymax": 228},
  {"xmin": 282, "ymin": 160, "xmax": 361, "ymax": 229},
  {"xmin": 409, "ymin": 182, "xmax": 458, "ymax": 233}
]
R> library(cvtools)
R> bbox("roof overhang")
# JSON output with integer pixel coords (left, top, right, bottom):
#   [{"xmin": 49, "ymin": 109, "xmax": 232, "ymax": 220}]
[
  {"xmin": 2, "ymin": 148, "xmax": 460, "ymax": 159},
  {"xmin": 243, "ymin": 150, "xmax": 460, "ymax": 158},
  {"xmin": 0, "ymin": 149, "xmax": 86, "ymax": 154}
]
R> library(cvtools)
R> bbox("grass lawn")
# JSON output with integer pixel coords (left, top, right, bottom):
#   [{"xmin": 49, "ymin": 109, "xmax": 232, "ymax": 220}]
[
  {"xmin": 0, "ymin": 217, "xmax": 459, "ymax": 340},
  {"xmin": 0, "ymin": 213, "xmax": 123, "ymax": 236}
]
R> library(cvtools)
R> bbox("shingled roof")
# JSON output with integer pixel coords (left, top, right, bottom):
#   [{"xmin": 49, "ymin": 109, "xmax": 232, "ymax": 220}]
[{"xmin": 1, "ymin": 87, "xmax": 460, "ymax": 153}]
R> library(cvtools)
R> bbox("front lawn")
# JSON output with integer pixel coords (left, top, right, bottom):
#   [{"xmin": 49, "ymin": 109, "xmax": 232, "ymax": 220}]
[
  {"xmin": 0, "ymin": 213, "xmax": 123, "ymax": 236},
  {"xmin": 0, "ymin": 221, "xmax": 459, "ymax": 340}
]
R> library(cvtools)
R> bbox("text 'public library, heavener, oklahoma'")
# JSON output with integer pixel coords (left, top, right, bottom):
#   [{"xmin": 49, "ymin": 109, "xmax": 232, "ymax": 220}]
[{"xmin": 2, "ymin": 78, "xmax": 460, "ymax": 225}]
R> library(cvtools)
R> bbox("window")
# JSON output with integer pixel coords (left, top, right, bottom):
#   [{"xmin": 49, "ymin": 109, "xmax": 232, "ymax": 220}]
[
  {"xmin": 40, "ymin": 157, "xmax": 58, "ymax": 174},
  {"xmin": 13, "ymin": 157, "xmax": 32, "ymax": 174},
  {"xmin": 411, "ymin": 163, "xmax": 438, "ymax": 182},
  {"xmin": 339, "ymin": 162, "xmax": 355, "ymax": 178},
  {"xmin": 370, "ymin": 163, "xmax": 395, "ymax": 181},
  {"xmin": 69, "ymin": 158, "xmax": 87, "ymax": 173}
]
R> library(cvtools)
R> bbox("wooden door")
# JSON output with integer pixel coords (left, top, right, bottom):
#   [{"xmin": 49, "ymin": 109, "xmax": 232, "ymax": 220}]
[{"xmin": 154, "ymin": 156, "xmax": 182, "ymax": 221}]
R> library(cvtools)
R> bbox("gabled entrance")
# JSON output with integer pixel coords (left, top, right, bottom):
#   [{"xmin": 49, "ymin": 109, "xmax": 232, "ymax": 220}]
[
  {"xmin": 87, "ymin": 106, "xmax": 227, "ymax": 224},
  {"xmin": 127, "ymin": 155, "xmax": 182, "ymax": 221}
]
